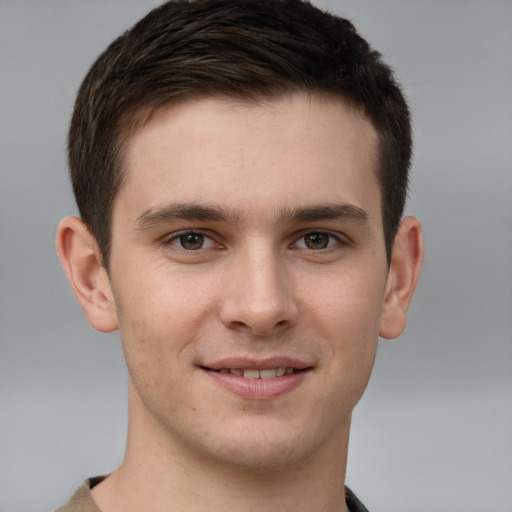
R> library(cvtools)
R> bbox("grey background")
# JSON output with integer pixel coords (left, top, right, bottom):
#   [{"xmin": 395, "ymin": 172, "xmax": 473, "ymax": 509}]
[{"xmin": 1, "ymin": 1, "xmax": 511, "ymax": 510}]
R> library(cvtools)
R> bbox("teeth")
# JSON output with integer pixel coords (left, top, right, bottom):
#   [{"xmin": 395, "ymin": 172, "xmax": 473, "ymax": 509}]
[
  {"xmin": 259, "ymin": 369, "xmax": 277, "ymax": 379},
  {"xmin": 219, "ymin": 368, "xmax": 295, "ymax": 378}
]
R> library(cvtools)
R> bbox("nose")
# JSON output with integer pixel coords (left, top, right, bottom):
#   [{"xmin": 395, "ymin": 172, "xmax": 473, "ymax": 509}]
[{"xmin": 218, "ymin": 248, "xmax": 299, "ymax": 337}]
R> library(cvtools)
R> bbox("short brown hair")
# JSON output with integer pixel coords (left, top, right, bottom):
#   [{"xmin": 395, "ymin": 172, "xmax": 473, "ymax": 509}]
[{"xmin": 68, "ymin": 0, "xmax": 412, "ymax": 268}]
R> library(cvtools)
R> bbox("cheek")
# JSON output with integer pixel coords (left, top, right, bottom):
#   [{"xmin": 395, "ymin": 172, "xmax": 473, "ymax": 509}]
[
  {"xmin": 306, "ymin": 267, "xmax": 386, "ymax": 336},
  {"xmin": 112, "ymin": 268, "xmax": 218, "ymax": 376},
  {"xmin": 115, "ymin": 262, "xmax": 211, "ymax": 331},
  {"xmin": 305, "ymin": 270, "xmax": 385, "ymax": 384}
]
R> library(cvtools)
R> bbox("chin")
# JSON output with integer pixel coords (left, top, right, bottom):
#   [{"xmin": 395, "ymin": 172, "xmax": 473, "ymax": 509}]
[
  {"xmin": 181, "ymin": 414, "xmax": 343, "ymax": 473},
  {"xmin": 203, "ymin": 436, "xmax": 315, "ymax": 472}
]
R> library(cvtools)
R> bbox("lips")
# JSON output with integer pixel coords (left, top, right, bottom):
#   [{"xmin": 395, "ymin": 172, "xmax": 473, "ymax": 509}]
[{"xmin": 201, "ymin": 358, "xmax": 312, "ymax": 399}]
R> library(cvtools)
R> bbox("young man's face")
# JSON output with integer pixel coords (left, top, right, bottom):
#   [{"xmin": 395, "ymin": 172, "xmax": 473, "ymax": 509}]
[{"xmin": 107, "ymin": 93, "xmax": 391, "ymax": 468}]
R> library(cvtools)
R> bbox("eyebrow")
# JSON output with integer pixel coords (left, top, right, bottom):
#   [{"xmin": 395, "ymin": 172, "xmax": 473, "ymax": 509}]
[
  {"xmin": 283, "ymin": 204, "xmax": 370, "ymax": 224},
  {"xmin": 134, "ymin": 202, "xmax": 242, "ymax": 232},
  {"xmin": 133, "ymin": 201, "xmax": 370, "ymax": 233}
]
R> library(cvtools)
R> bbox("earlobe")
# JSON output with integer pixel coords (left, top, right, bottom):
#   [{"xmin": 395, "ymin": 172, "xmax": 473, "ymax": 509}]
[
  {"xmin": 56, "ymin": 216, "xmax": 118, "ymax": 333},
  {"xmin": 379, "ymin": 216, "xmax": 424, "ymax": 340}
]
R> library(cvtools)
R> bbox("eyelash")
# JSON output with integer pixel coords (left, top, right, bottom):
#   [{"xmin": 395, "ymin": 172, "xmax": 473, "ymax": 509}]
[
  {"xmin": 165, "ymin": 231, "xmax": 220, "ymax": 251},
  {"xmin": 163, "ymin": 230, "xmax": 345, "ymax": 253},
  {"xmin": 292, "ymin": 231, "xmax": 343, "ymax": 251}
]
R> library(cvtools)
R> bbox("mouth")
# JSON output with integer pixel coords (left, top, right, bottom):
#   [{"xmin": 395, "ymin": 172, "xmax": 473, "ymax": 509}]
[
  {"xmin": 207, "ymin": 367, "xmax": 303, "ymax": 379},
  {"xmin": 199, "ymin": 356, "xmax": 314, "ymax": 401},
  {"xmin": 200, "ymin": 360, "xmax": 312, "ymax": 399}
]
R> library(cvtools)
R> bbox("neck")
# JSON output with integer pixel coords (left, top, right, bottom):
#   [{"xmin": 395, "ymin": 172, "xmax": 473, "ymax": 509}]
[{"xmin": 92, "ymin": 385, "xmax": 351, "ymax": 512}]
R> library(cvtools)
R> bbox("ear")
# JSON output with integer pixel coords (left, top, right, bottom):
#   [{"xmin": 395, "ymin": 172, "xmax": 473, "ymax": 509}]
[
  {"xmin": 56, "ymin": 216, "xmax": 118, "ymax": 332},
  {"xmin": 379, "ymin": 216, "xmax": 424, "ymax": 339}
]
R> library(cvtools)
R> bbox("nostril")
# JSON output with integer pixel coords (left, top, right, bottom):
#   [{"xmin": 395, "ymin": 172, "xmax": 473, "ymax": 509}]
[{"xmin": 276, "ymin": 320, "xmax": 287, "ymax": 327}]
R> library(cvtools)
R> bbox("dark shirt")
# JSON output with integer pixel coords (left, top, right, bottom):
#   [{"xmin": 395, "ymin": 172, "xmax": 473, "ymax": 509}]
[{"xmin": 56, "ymin": 476, "xmax": 369, "ymax": 512}]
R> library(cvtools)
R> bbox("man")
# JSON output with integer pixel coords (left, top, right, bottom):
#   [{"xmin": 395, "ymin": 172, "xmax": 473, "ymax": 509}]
[{"xmin": 55, "ymin": 0, "xmax": 423, "ymax": 510}]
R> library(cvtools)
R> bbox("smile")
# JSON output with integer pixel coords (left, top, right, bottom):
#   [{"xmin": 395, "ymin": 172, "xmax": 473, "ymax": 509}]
[{"xmin": 215, "ymin": 368, "xmax": 296, "ymax": 379}]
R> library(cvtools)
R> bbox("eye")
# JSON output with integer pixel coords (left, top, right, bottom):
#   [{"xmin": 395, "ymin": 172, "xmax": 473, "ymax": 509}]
[
  {"xmin": 295, "ymin": 232, "xmax": 339, "ymax": 250},
  {"xmin": 169, "ymin": 231, "xmax": 216, "ymax": 251}
]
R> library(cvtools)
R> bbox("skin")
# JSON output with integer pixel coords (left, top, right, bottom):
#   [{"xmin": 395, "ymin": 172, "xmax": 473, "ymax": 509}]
[{"xmin": 57, "ymin": 93, "xmax": 423, "ymax": 512}]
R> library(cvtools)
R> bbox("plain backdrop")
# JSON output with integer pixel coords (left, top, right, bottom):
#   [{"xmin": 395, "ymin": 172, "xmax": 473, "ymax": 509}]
[{"xmin": 1, "ymin": 1, "xmax": 511, "ymax": 511}]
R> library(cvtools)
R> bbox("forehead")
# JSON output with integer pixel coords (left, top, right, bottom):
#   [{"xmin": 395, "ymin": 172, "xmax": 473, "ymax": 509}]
[{"xmin": 117, "ymin": 93, "xmax": 381, "ymax": 226}]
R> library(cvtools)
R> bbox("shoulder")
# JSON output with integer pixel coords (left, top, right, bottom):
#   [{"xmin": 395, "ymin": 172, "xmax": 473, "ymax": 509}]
[{"xmin": 55, "ymin": 476, "xmax": 106, "ymax": 512}]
